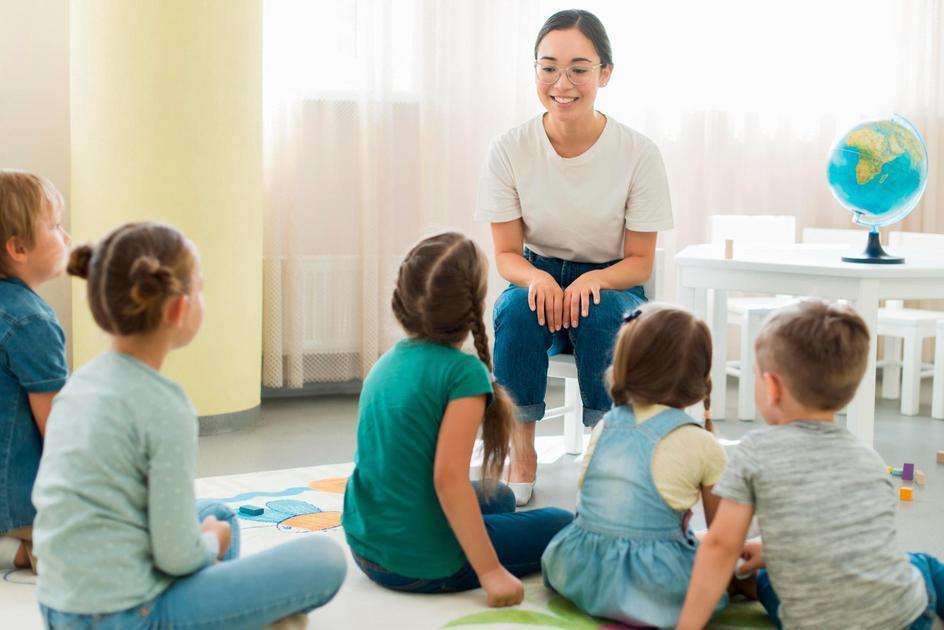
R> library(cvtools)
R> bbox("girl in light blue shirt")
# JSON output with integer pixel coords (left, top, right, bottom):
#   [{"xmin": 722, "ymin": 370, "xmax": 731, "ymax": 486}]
[{"xmin": 32, "ymin": 222, "xmax": 345, "ymax": 629}]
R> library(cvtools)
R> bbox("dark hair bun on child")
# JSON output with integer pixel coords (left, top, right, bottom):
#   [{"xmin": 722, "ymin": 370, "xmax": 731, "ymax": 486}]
[
  {"xmin": 126, "ymin": 255, "xmax": 179, "ymax": 316},
  {"xmin": 67, "ymin": 245, "xmax": 94, "ymax": 279}
]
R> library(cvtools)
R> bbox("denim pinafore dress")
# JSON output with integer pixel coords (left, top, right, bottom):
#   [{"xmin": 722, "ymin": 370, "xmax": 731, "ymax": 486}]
[{"xmin": 541, "ymin": 405, "xmax": 726, "ymax": 628}]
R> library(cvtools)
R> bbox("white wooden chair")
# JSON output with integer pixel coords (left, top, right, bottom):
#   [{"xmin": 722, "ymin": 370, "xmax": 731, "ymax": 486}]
[
  {"xmin": 712, "ymin": 215, "xmax": 798, "ymax": 421},
  {"xmin": 544, "ymin": 249, "xmax": 664, "ymax": 455},
  {"xmin": 803, "ymin": 228, "xmax": 940, "ymax": 415}
]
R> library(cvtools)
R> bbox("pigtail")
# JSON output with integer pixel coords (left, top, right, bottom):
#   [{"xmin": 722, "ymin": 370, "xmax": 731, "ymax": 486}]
[
  {"xmin": 126, "ymin": 255, "xmax": 182, "ymax": 317},
  {"xmin": 67, "ymin": 244, "xmax": 94, "ymax": 279},
  {"xmin": 702, "ymin": 374, "xmax": 714, "ymax": 433},
  {"xmin": 470, "ymin": 310, "xmax": 514, "ymax": 491}
]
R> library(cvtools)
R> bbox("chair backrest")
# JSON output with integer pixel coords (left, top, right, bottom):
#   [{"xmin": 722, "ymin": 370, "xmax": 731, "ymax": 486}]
[
  {"xmin": 889, "ymin": 230, "xmax": 944, "ymax": 249},
  {"xmin": 643, "ymin": 248, "xmax": 664, "ymax": 302},
  {"xmin": 801, "ymin": 227, "xmax": 865, "ymax": 246},
  {"xmin": 710, "ymin": 215, "xmax": 796, "ymax": 245}
]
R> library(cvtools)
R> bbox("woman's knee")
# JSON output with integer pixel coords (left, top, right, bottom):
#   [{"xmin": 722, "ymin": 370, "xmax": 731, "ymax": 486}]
[{"xmin": 494, "ymin": 288, "xmax": 541, "ymax": 333}]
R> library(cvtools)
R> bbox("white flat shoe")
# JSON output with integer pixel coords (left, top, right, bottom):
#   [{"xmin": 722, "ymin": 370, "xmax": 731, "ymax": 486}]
[{"xmin": 508, "ymin": 481, "xmax": 535, "ymax": 507}]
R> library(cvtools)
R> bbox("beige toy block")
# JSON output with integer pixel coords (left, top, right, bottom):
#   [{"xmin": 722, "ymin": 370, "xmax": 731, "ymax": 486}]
[
  {"xmin": 915, "ymin": 470, "xmax": 926, "ymax": 487},
  {"xmin": 724, "ymin": 239, "xmax": 734, "ymax": 260},
  {"xmin": 937, "ymin": 450, "xmax": 944, "ymax": 464}
]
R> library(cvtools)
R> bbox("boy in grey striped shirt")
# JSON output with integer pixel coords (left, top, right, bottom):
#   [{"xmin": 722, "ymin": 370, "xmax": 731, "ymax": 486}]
[{"xmin": 679, "ymin": 300, "xmax": 943, "ymax": 629}]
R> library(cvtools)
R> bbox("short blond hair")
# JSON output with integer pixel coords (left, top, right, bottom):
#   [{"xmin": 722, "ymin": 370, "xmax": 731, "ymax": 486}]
[
  {"xmin": 755, "ymin": 300, "xmax": 870, "ymax": 411},
  {"xmin": 0, "ymin": 170, "xmax": 64, "ymax": 278}
]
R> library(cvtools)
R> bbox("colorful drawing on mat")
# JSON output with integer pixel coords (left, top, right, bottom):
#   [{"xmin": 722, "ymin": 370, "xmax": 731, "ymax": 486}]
[
  {"xmin": 308, "ymin": 477, "xmax": 347, "ymax": 493},
  {"xmin": 445, "ymin": 593, "xmax": 773, "ymax": 629},
  {"xmin": 238, "ymin": 499, "xmax": 342, "ymax": 533}
]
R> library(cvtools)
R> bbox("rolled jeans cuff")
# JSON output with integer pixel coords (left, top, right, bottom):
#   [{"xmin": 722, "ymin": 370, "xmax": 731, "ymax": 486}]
[{"xmin": 516, "ymin": 402, "xmax": 546, "ymax": 423}]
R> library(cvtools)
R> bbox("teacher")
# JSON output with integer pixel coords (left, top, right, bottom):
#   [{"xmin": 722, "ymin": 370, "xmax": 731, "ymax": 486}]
[{"xmin": 475, "ymin": 10, "xmax": 673, "ymax": 505}]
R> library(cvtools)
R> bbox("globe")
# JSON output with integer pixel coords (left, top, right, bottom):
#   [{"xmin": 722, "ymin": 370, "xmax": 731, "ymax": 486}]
[{"xmin": 826, "ymin": 115, "xmax": 928, "ymax": 263}]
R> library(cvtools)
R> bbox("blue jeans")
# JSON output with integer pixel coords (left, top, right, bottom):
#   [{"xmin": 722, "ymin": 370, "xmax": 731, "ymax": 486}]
[
  {"xmin": 39, "ymin": 500, "xmax": 346, "ymax": 629},
  {"xmin": 352, "ymin": 481, "xmax": 573, "ymax": 592},
  {"xmin": 493, "ymin": 249, "xmax": 647, "ymax": 427},
  {"xmin": 756, "ymin": 552, "xmax": 944, "ymax": 629}
]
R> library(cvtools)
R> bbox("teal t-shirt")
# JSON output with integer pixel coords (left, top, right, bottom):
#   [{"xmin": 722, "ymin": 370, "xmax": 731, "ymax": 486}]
[{"xmin": 342, "ymin": 338, "xmax": 493, "ymax": 578}]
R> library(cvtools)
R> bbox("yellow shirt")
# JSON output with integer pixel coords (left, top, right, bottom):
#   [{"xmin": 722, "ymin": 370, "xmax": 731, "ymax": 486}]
[{"xmin": 579, "ymin": 404, "xmax": 727, "ymax": 511}]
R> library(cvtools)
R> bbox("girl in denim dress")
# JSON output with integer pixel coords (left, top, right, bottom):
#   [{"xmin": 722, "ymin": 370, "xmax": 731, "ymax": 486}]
[{"xmin": 541, "ymin": 304, "xmax": 728, "ymax": 628}]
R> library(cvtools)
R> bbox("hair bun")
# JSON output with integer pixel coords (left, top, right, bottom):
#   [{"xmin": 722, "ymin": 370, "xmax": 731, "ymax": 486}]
[
  {"xmin": 67, "ymin": 245, "xmax": 94, "ymax": 279},
  {"xmin": 127, "ymin": 255, "xmax": 177, "ymax": 315}
]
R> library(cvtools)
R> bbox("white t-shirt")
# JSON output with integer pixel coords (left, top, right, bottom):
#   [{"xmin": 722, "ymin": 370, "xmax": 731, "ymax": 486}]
[{"xmin": 475, "ymin": 114, "xmax": 673, "ymax": 263}]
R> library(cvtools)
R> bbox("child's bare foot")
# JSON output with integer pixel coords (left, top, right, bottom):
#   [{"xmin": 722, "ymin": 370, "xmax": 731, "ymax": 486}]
[{"xmin": 14, "ymin": 541, "xmax": 29, "ymax": 569}]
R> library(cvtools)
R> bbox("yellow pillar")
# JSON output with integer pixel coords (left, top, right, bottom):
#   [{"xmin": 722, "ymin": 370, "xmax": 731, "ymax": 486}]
[{"xmin": 70, "ymin": 1, "xmax": 262, "ymax": 427}]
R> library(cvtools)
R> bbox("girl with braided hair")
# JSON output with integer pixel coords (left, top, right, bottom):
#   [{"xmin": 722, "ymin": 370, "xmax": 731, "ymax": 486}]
[
  {"xmin": 31, "ymin": 222, "xmax": 346, "ymax": 628},
  {"xmin": 342, "ymin": 232, "xmax": 573, "ymax": 608}
]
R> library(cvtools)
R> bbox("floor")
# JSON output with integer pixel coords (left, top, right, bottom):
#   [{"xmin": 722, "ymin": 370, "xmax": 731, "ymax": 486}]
[
  {"xmin": 198, "ymin": 379, "xmax": 944, "ymax": 557},
  {"xmin": 4, "ymin": 380, "xmax": 942, "ymax": 629}
]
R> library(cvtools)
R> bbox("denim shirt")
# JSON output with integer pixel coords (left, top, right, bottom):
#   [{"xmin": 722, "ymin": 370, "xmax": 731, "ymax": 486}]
[{"xmin": 0, "ymin": 276, "xmax": 68, "ymax": 532}]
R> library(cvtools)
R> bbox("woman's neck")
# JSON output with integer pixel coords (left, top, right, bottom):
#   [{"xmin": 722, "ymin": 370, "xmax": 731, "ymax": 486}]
[
  {"xmin": 111, "ymin": 332, "xmax": 173, "ymax": 372},
  {"xmin": 543, "ymin": 111, "xmax": 606, "ymax": 157}
]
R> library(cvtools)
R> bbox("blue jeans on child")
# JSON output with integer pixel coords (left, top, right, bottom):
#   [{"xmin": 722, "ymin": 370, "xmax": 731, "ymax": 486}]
[
  {"xmin": 352, "ymin": 481, "xmax": 573, "ymax": 592},
  {"xmin": 756, "ymin": 552, "xmax": 944, "ymax": 629},
  {"xmin": 493, "ymin": 249, "xmax": 647, "ymax": 427},
  {"xmin": 39, "ymin": 500, "xmax": 347, "ymax": 629}
]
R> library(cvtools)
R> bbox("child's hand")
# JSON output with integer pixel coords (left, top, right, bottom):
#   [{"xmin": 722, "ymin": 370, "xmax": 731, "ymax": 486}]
[
  {"xmin": 739, "ymin": 539, "xmax": 764, "ymax": 573},
  {"xmin": 528, "ymin": 271, "xmax": 564, "ymax": 332},
  {"xmin": 479, "ymin": 566, "xmax": 524, "ymax": 607},
  {"xmin": 200, "ymin": 515, "xmax": 232, "ymax": 560}
]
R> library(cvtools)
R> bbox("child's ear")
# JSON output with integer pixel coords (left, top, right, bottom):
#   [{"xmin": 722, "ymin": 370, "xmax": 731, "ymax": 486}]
[
  {"xmin": 165, "ymin": 294, "xmax": 190, "ymax": 328},
  {"xmin": 763, "ymin": 371, "xmax": 783, "ymax": 406},
  {"xmin": 4, "ymin": 236, "xmax": 28, "ymax": 264}
]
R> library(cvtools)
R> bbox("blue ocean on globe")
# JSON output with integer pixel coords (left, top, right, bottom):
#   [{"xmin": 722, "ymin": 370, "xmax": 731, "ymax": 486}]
[{"xmin": 826, "ymin": 115, "xmax": 928, "ymax": 229}]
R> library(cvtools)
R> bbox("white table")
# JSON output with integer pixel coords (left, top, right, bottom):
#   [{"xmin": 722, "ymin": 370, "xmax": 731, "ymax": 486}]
[{"xmin": 675, "ymin": 243, "xmax": 944, "ymax": 445}]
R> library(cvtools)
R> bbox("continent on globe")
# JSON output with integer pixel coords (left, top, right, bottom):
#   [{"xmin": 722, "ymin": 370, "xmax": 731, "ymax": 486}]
[{"xmin": 845, "ymin": 122, "xmax": 925, "ymax": 186}]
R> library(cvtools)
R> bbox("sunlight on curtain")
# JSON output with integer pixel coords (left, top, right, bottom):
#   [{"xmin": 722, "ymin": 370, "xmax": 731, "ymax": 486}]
[{"xmin": 262, "ymin": 0, "xmax": 942, "ymax": 389}]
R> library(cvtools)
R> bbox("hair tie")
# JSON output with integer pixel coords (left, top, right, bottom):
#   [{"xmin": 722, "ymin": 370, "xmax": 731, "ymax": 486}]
[{"xmin": 623, "ymin": 309, "xmax": 643, "ymax": 324}]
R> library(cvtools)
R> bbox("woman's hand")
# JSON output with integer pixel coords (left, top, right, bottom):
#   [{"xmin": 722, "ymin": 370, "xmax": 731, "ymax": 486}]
[
  {"xmin": 528, "ymin": 270, "xmax": 563, "ymax": 332},
  {"xmin": 562, "ymin": 270, "xmax": 602, "ymax": 328},
  {"xmin": 479, "ymin": 565, "xmax": 525, "ymax": 607}
]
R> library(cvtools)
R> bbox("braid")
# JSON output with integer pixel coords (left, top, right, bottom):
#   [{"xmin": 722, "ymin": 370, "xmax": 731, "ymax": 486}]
[{"xmin": 702, "ymin": 373, "xmax": 714, "ymax": 433}]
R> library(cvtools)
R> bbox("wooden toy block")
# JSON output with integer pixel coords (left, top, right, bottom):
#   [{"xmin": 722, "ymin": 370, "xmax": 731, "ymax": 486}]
[
  {"xmin": 724, "ymin": 239, "xmax": 734, "ymax": 259},
  {"xmin": 899, "ymin": 487, "xmax": 913, "ymax": 501},
  {"xmin": 239, "ymin": 504, "xmax": 264, "ymax": 516},
  {"xmin": 891, "ymin": 467, "xmax": 903, "ymax": 477},
  {"xmin": 937, "ymin": 450, "xmax": 944, "ymax": 464},
  {"xmin": 902, "ymin": 463, "xmax": 914, "ymax": 481},
  {"xmin": 915, "ymin": 471, "xmax": 926, "ymax": 487},
  {"xmin": 887, "ymin": 466, "xmax": 893, "ymax": 474}
]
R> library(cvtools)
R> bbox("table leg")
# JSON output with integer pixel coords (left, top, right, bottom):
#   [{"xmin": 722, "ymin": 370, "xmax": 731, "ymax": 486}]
[
  {"xmin": 848, "ymin": 282, "xmax": 879, "ymax": 445},
  {"xmin": 710, "ymin": 289, "xmax": 728, "ymax": 421}
]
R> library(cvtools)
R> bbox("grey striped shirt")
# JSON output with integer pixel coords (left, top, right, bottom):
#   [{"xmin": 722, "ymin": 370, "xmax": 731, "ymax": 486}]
[{"xmin": 715, "ymin": 421, "xmax": 927, "ymax": 629}]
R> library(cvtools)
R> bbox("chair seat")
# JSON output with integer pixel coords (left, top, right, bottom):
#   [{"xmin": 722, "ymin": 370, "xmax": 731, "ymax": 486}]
[
  {"xmin": 547, "ymin": 353, "xmax": 578, "ymax": 379},
  {"xmin": 727, "ymin": 296, "xmax": 797, "ymax": 314},
  {"xmin": 877, "ymin": 308, "xmax": 944, "ymax": 335}
]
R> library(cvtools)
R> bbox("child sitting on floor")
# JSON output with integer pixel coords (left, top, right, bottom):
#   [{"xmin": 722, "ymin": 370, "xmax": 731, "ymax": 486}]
[
  {"xmin": 32, "ymin": 222, "xmax": 346, "ymax": 629},
  {"xmin": 541, "ymin": 304, "xmax": 728, "ymax": 627},
  {"xmin": 343, "ymin": 232, "xmax": 573, "ymax": 607},
  {"xmin": 0, "ymin": 171, "xmax": 70, "ymax": 574},
  {"xmin": 679, "ymin": 300, "xmax": 944, "ymax": 629}
]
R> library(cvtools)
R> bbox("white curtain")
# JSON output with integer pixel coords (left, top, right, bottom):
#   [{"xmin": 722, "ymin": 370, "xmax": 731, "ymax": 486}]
[{"xmin": 262, "ymin": 0, "xmax": 944, "ymax": 389}]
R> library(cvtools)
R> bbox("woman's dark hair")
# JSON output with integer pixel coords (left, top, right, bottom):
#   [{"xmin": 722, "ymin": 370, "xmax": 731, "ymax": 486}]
[
  {"xmin": 67, "ymin": 222, "xmax": 195, "ymax": 336},
  {"xmin": 392, "ymin": 232, "xmax": 515, "ymax": 487},
  {"xmin": 534, "ymin": 9, "xmax": 613, "ymax": 68}
]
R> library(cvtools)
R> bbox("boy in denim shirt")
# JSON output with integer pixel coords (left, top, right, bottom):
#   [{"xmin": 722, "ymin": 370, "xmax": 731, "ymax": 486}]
[{"xmin": 0, "ymin": 170, "xmax": 70, "ymax": 572}]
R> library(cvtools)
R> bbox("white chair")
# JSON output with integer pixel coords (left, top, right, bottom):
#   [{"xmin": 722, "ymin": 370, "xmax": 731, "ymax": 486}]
[
  {"xmin": 933, "ymin": 319, "xmax": 944, "ymax": 420},
  {"xmin": 802, "ymin": 228, "xmax": 941, "ymax": 415},
  {"xmin": 545, "ymin": 249, "xmax": 664, "ymax": 455},
  {"xmin": 712, "ymin": 215, "xmax": 798, "ymax": 421}
]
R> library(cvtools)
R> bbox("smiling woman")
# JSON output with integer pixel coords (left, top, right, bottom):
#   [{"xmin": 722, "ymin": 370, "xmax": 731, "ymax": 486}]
[{"xmin": 474, "ymin": 9, "xmax": 673, "ymax": 506}]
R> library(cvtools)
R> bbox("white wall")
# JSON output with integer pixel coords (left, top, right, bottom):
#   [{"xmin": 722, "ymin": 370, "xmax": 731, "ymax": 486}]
[{"xmin": 0, "ymin": 0, "xmax": 71, "ymax": 356}]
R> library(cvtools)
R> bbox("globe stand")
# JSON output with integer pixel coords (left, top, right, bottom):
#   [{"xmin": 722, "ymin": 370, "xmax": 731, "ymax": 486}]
[{"xmin": 841, "ymin": 228, "xmax": 904, "ymax": 264}]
